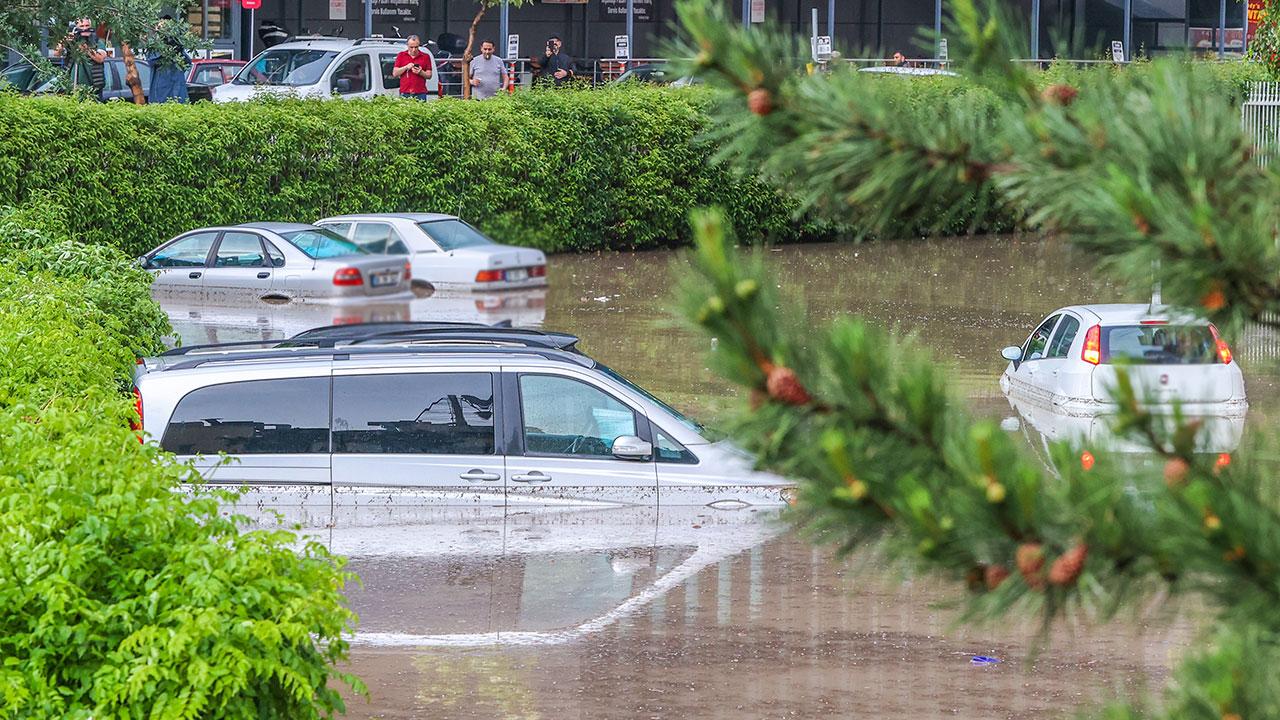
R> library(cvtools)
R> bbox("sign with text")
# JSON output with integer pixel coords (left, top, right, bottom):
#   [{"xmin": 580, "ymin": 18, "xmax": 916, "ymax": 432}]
[
  {"xmin": 240, "ymin": 0, "xmax": 261, "ymax": 9},
  {"xmin": 813, "ymin": 35, "xmax": 831, "ymax": 61},
  {"xmin": 1249, "ymin": 0, "xmax": 1264, "ymax": 42},
  {"xmin": 614, "ymin": 34, "xmax": 630, "ymax": 59},
  {"xmin": 329, "ymin": 0, "xmax": 346, "ymax": 20},
  {"xmin": 938, "ymin": 37, "xmax": 948, "ymax": 61},
  {"xmin": 370, "ymin": 0, "xmax": 418, "ymax": 23},
  {"xmin": 599, "ymin": 0, "xmax": 653, "ymax": 23},
  {"xmin": 1110, "ymin": 40, "xmax": 1125, "ymax": 62},
  {"xmin": 750, "ymin": 0, "xmax": 765, "ymax": 23},
  {"xmin": 507, "ymin": 34, "xmax": 520, "ymax": 60}
]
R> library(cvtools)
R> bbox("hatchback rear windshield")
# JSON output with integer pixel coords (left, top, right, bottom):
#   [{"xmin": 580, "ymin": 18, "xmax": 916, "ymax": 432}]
[
  {"xmin": 417, "ymin": 219, "xmax": 495, "ymax": 251},
  {"xmin": 1102, "ymin": 325, "xmax": 1220, "ymax": 365},
  {"xmin": 279, "ymin": 228, "xmax": 367, "ymax": 259},
  {"xmin": 234, "ymin": 49, "xmax": 337, "ymax": 86}
]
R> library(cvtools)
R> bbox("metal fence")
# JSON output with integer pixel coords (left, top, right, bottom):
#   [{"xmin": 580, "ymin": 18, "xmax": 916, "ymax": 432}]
[{"xmin": 1242, "ymin": 81, "xmax": 1280, "ymax": 168}]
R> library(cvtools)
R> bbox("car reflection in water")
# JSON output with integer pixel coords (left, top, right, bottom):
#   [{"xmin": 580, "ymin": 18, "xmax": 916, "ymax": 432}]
[
  {"xmin": 156, "ymin": 287, "xmax": 547, "ymax": 346},
  {"xmin": 1002, "ymin": 390, "xmax": 1244, "ymax": 475},
  {"xmin": 256, "ymin": 505, "xmax": 784, "ymax": 645}
]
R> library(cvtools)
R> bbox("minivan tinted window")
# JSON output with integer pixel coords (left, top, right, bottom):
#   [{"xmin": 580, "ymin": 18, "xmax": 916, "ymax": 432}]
[
  {"xmin": 162, "ymin": 377, "xmax": 330, "ymax": 455},
  {"xmin": 332, "ymin": 373, "xmax": 496, "ymax": 454}
]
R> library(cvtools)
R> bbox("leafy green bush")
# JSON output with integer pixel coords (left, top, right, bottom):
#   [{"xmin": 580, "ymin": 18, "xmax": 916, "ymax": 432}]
[
  {"xmin": 0, "ymin": 87, "xmax": 823, "ymax": 256},
  {"xmin": 0, "ymin": 206, "xmax": 359, "ymax": 718}
]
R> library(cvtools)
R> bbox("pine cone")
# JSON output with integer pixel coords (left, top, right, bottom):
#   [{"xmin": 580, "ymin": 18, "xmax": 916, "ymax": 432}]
[
  {"xmin": 1048, "ymin": 543, "xmax": 1088, "ymax": 587},
  {"xmin": 1163, "ymin": 457, "xmax": 1190, "ymax": 487},
  {"xmin": 984, "ymin": 564, "xmax": 1010, "ymax": 590},
  {"xmin": 1040, "ymin": 83, "xmax": 1078, "ymax": 106},
  {"xmin": 1016, "ymin": 543, "xmax": 1045, "ymax": 589},
  {"xmin": 766, "ymin": 366, "xmax": 812, "ymax": 406},
  {"xmin": 747, "ymin": 88, "xmax": 773, "ymax": 116}
]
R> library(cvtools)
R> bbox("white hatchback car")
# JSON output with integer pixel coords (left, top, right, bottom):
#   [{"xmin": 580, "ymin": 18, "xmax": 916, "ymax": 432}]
[
  {"xmin": 999, "ymin": 304, "xmax": 1247, "ymax": 416},
  {"xmin": 213, "ymin": 37, "xmax": 436, "ymax": 102},
  {"xmin": 316, "ymin": 213, "xmax": 548, "ymax": 291}
]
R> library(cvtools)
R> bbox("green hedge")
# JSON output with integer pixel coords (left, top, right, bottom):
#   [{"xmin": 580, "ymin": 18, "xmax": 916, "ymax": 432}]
[
  {"xmin": 0, "ymin": 86, "xmax": 821, "ymax": 256},
  {"xmin": 0, "ymin": 203, "xmax": 360, "ymax": 718}
]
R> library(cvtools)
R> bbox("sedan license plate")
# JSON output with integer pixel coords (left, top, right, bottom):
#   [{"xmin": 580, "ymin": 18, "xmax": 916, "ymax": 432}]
[
  {"xmin": 371, "ymin": 271, "xmax": 398, "ymax": 288},
  {"xmin": 505, "ymin": 268, "xmax": 528, "ymax": 282}
]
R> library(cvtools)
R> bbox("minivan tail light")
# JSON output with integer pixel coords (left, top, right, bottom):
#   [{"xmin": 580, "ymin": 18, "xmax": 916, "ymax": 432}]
[
  {"xmin": 1209, "ymin": 324, "xmax": 1233, "ymax": 364},
  {"xmin": 530, "ymin": 265, "xmax": 547, "ymax": 278},
  {"xmin": 475, "ymin": 269, "xmax": 503, "ymax": 282},
  {"xmin": 332, "ymin": 267, "xmax": 363, "ymax": 286},
  {"xmin": 1082, "ymin": 324, "xmax": 1101, "ymax": 365},
  {"xmin": 130, "ymin": 386, "xmax": 144, "ymax": 442},
  {"xmin": 404, "ymin": 262, "xmax": 412, "ymax": 281}
]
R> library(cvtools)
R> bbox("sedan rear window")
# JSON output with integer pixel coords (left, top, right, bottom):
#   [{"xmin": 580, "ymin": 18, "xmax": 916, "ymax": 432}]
[
  {"xmin": 280, "ymin": 228, "xmax": 367, "ymax": 259},
  {"xmin": 417, "ymin": 219, "xmax": 495, "ymax": 251},
  {"xmin": 1102, "ymin": 325, "xmax": 1220, "ymax": 365}
]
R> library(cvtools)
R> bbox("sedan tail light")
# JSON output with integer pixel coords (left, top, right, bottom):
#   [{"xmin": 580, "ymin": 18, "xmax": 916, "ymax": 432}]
[
  {"xmin": 130, "ymin": 386, "xmax": 144, "ymax": 442},
  {"xmin": 1209, "ymin": 324, "xmax": 1233, "ymax": 364},
  {"xmin": 475, "ymin": 269, "xmax": 503, "ymax": 282},
  {"xmin": 530, "ymin": 265, "xmax": 547, "ymax": 278},
  {"xmin": 1082, "ymin": 324, "xmax": 1101, "ymax": 365},
  {"xmin": 332, "ymin": 267, "xmax": 364, "ymax": 286}
]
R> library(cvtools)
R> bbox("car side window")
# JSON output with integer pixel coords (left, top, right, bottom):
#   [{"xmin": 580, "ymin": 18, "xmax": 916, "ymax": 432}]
[
  {"xmin": 352, "ymin": 223, "xmax": 405, "ymax": 254},
  {"xmin": 193, "ymin": 65, "xmax": 223, "ymax": 84},
  {"xmin": 654, "ymin": 427, "xmax": 697, "ymax": 464},
  {"xmin": 1022, "ymin": 314, "xmax": 1061, "ymax": 362},
  {"xmin": 321, "ymin": 222, "xmax": 353, "ymax": 239},
  {"xmin": 213, "ymin": 232, "xmax": 267, "ymax": 268},
  {"xmin": 151, "ymin": 232, "xmax": 217, "ymax": 268},
  {"xmin": 379, "ymin": 53, "xmax": 400, "ymax": 90},
  {"xmin": 331, "ymin": 54, "xmax": 370, "ymax": 94},
  {"xmin": 264, "ymin": 240, "xmax": 286, "ymax": 268},
  {"xmin": 1046, "ymin": 315, "xmax": 1081, "ymax": 359},
  {"xmin": 161, "ymin": 377, "xmax": 331, "ymax": 455},
  {"xmin": 520, "ymin": 374, "xmax": 637, "ymax": 458},
  {"xmin": 332, "ymin": 372, "xmax": 495, "ymax": 454}
]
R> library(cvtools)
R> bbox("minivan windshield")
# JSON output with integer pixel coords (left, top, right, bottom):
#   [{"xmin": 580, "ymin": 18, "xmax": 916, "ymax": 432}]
[
  {"xmin": 280, "ymin": 228, "xmax": 367, "ymax": 259},
  {"xmin": 597, "ymin": 364, "xmax": 703, "ymax": 433},
  {"xmin": 417, "ymin": 219, "xmax": 496, "ymax": 251},
  {"xmin": 1103, "ymin": 325, "xmax": 1219, "ymax": 365},
  {"xmin": 234, "ymin": 49, "xmax": 337, "ymax": 86}
]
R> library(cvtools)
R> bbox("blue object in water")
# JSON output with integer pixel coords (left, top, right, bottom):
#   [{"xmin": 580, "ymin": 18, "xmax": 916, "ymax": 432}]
[{"xmin": 970, "ymin": 655, "xmax": 1001, "ymax": 665}]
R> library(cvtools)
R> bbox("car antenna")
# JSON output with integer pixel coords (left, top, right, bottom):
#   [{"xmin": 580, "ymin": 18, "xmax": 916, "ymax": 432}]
[{"xmin": 1149, "ymin": 259, "xmax": 1162, "ymax": 313}]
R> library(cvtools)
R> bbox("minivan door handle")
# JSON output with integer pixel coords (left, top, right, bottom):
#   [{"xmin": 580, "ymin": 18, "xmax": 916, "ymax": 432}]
[
  {"xmin": 256, "ymin": 271, "xmax": 270, "ymax": 279},
  {"xmin": 188, "ymin": 271, "xmax": 202, "ymax": 279},
  {"xmin": 459, "ymin": 470, "xmax": 501, "ymax": 482},
  {"xmin": 512, "ymin": 471, "xmax": 552, "ymax": 483}
]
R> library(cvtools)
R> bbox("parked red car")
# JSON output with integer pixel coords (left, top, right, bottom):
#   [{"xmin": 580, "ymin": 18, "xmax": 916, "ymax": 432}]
[{"xmin": 187, "ymin": 58, "xmax": 245, "ymax": 101}]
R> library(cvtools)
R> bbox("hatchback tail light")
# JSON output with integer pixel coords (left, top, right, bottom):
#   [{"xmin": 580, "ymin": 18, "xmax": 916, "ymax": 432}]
[
  {"xmin": 333, "ymin": 267, "xmax": 363, "ymax": 286},
  {"xmin": 1209, "ymin": 324, "xmax": 1233, "ymax": 364},
  {"xmin": 475, "ymin": 269, "xmax": 503, "ymax": 282},
  {"xmin": 1082, "ymin": 324, "xmax": 1102, "ymax": 365},
  {"xmin": 530, "ymin": 265, "xmax": 547, "ymax": 278},
  {"xmin": 130, "ymin": 386, "xmax": 144, "ymax": 442}
]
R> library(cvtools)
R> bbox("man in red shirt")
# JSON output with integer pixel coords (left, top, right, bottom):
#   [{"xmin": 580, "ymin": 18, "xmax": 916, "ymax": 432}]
[{"xmin": 393, "ymin": 35, "xmax": 433, "ymax": 99}]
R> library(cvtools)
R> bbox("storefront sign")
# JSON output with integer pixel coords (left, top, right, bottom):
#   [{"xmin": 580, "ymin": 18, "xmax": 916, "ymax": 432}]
[
  {"xmin": 329, "ymin": 0, "xmax": 346, "ymax": 21},
  {"xmin": 1249, "ymin": 0, "xmax": 1265, "ymax": 42},
  {"xmin": 371, "ymin": 0, "xmax": 419, "ymax": 23},
  {"xmin": 599, "ymin": 0, "xmax": 653, "ymax": 23}
]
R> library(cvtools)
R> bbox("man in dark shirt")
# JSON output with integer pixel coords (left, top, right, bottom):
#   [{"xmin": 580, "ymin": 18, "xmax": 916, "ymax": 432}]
[
  {"xmin": 538, "ymin": 35, "xmax": 574, "ymax": 87},
  {"xmin": 393, "ymin": 35, "xmax": 434, "ymax": 100}
]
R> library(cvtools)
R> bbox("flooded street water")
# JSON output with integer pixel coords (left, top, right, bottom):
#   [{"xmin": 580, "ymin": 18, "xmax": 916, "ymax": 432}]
[{"xmin": 160, "ymin": 236, "xmax": 1280, "ymax": 718}]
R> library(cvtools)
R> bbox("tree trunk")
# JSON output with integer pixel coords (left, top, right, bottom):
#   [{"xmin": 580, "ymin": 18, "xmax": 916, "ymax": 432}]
[
  {"xmin": 460, "ymin": 6, "xmax": 486, "ymax": 99},
  {"xmin": 120, "ymin": 42, "xmax": 146, "ymax": 105}
]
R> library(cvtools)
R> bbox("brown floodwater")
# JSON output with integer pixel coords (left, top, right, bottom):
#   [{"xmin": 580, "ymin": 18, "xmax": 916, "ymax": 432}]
[{"xmin": 159, "ymin": 236, "xmax": 1280, "ymax": 719}]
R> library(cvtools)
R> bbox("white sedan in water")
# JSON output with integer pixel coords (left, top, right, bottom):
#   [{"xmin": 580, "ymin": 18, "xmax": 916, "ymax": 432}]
[
  {"xmin": 315, "ymin": 213, "xmax": 548, "ymax": 291},
  {"xmin": 999, "ymin": 304, "xmax": 1247, "ymax": 416}
]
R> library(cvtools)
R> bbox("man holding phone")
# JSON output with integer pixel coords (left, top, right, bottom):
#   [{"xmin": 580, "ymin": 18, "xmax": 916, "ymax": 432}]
[
  {"xmin": 538, "ymin": 35, "xmax": 574, "ymax": 87},
  {"xmin": 393, "ymin": 35, "xmax": 433, "ymax": 100}
]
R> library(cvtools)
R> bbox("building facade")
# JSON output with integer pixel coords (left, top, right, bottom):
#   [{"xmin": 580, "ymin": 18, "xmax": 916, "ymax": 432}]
[{"xmin": 187, "ymin": 0, "xmax": 1256, "ymax": 65}]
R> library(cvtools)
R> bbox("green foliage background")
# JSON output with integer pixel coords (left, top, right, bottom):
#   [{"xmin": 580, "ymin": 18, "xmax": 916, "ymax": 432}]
[{"xmin": 0, "ymin": 201, "xmax": 360, "ymax": 718}]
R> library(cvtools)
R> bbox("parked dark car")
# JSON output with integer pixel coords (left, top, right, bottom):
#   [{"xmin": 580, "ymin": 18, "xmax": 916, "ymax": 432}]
[
  {"xmin": 1, "ymin": 61, "xmax": 47, "ymax": 93},
  {"xmin": 33, "ymin": 57, "xmax": 152, "ymax": 101}
]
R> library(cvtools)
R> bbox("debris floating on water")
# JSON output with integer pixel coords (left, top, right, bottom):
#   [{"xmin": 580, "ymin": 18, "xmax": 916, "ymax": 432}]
[{"xmin": 970, "ymin": 656, "xmax": 1001, "ymax": 666}]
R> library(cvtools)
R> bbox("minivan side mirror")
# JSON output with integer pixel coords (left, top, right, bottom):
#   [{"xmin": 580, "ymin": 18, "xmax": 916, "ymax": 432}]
[
  {"xmin": 612, "ymin": 435, "xmax": 653, "ymax": 461},
  {"xmin": 1000, "ymin": 346, "xmax": 1023, "ymax": 362},
  {"xmin": 333, "ymin": 77, "xmax": 352, "ymax": 94}
]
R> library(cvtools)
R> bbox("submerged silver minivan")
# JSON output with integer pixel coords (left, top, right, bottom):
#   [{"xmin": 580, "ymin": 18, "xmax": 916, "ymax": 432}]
[{"xmin": 132, "ymin": 323, "xmax": 792, "ymax": 508}]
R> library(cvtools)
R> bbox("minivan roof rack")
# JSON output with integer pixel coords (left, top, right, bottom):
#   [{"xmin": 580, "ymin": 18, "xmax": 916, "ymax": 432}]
[
  {"xmin": 352, "ymin": 37, "xmax": 404, "ymax": 45},
  {"xmin": 159, "ymin": 344, "xmax": 594, "ymax": 372},
  {"xmin": 157, "ymin": 322, "xmax": 581, "ymax": 357}
]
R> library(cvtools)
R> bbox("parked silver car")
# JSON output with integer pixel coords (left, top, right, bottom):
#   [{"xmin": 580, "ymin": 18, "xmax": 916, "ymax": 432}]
[
  {"xmin": 132, "ymin": 323, "xmax": 792, "ymax": 508},
  {"xmin": 141, "ymin": 222, "xmax": 412, "ymax": 302},
  {"xmin": 315, "ymin": 213, "xmax": 547, "ymax": 291}
]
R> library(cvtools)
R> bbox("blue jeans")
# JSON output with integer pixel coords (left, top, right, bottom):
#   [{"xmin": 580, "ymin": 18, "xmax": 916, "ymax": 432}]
[{"xmin": 401, "ymin": 92, "xmax": 431, "ymax": 101}]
